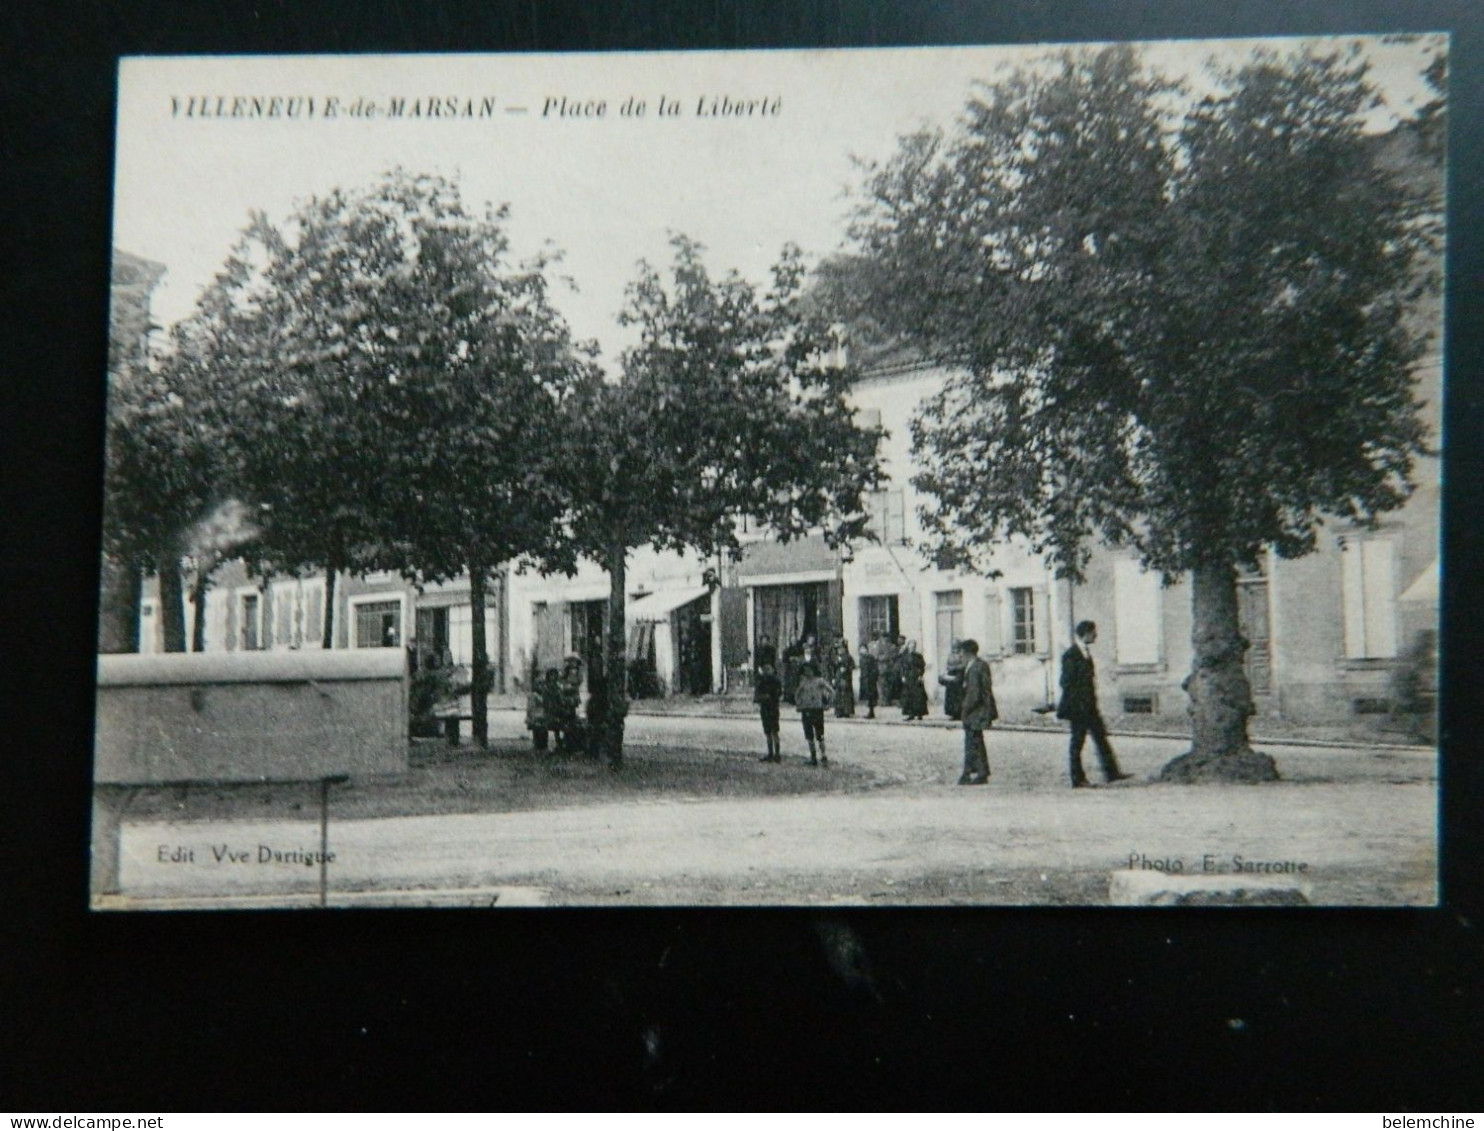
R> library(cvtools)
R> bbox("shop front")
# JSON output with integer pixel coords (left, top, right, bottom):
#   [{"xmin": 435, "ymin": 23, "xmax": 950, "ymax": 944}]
[{"xmin": 626, "ymin": 586, "xmax": 713, "ymax": 696}]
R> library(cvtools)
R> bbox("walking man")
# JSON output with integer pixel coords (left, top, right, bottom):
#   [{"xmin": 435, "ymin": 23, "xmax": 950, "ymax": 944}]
[
  {"xmin": 957, "ymin": 639, "xmax": 996, "ymax": 785},
  {"xmin": 1057, "ymin": 621, "xmax": 1133, "ymax": 788}
]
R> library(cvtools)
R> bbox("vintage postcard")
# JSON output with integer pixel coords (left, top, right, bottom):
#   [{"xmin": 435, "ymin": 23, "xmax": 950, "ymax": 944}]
[{"xmin": 95, "ymin": 40, "xmax": 1443, "ymax": 909}]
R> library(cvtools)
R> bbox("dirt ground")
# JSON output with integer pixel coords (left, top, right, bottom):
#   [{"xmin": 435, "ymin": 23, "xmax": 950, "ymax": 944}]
[{"xmin": 108, "ymin": 710, "xmax": 1438, "ymax": 908}]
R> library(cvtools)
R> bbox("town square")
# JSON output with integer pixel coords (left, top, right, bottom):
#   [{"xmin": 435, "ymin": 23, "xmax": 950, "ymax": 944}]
[{"xmin": 95, "ymin": 39, "xmax": 1444, "ymax": 909}]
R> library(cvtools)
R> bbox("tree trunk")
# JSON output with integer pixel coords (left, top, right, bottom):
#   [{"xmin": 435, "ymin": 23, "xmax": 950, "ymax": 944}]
[
  {"xmin": 156, "ymin": 554, "xmax": 187, "ymax": 653},
  {"xmin": 189, "ymin": 564, "xmax": 212, "ymax": 652},
  {"xmin": 1157, "ymin": 559, "xmax": 1279, "ymax": 782},
  {"xmin": 97, "ymin": 554, "xmax": 142, "ymax": 653},
  {"xmin": 470, "ymin": 565, "xmax": 490, "ymax": 749},
  {"xmin": 322, "ymin": 565, "xmax": 338, "ymax": 650},
  {"xmin": 601, "ymin": 544, "xmax": 630, "ymax": 768}
]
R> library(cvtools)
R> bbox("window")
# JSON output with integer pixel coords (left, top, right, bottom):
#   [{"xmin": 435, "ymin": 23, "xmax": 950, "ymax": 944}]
[
  {"xmin": 866, "ymin": 488, "xmax": 907, "ymax": 545},
  {"xmin": 268, "ymin": 579, "xmax": 325, "ymax": 649},
  {"xmin": 240, "ymin": 593, "xmax": 261, "ymax": 651},
  {"xmin": 1114, "ymin": 558, "xmax": 1162, "ymax": 665},
  {"xmin": 1123, "ymin": 695, "xmax": 1157, "ymax": 715},
  {"xmin": 354, "ymin": 599, "xmax": 402, "ymax": 649},
  {"xmin": 935, "ymin": 591, "xmax": 964, "ymax": 674},
  {"xmin": 1009, "ymin": 588, "xmax": 1036, "ymax": 654},
  {"xmin": 1341, "ymin": 537, "xmax": 1398, "ymax": 659},
  {"xmin": 448, "ymin": 602, "xmax": 499, "ymax": 667},
  {"xmin": 858, "ymin": 594, "xmax": 899, "ymax": 646}
]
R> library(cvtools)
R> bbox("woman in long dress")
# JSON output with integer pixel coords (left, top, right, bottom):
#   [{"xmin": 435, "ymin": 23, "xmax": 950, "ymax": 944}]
[
  {"xmin": 900, "ymin": 640, "xmax": 929, "ymax": 720},
  {"xmin": 939, "ymin": 640, "xmax": 966, "ymax": 720},
  {"xmin": 858, "ymin": 645, "xmax": 880, "ymax": 720},
  {"xmin": 832, "ymin": 639, "xmax": 857, "ymax": 718}
]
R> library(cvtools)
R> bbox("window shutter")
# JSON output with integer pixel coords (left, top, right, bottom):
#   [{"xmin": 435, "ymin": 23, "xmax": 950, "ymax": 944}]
[
  {"xmin": 1032, "ymin": 587, "xmax": 1050, "ymax": 654},
  {"xmin": 981, "ymin": 589, "xmax": 1003, "ymax": 656},
  {"xmin": 1114, "ymin": 559, "xmax": 1161, "ymax": 664},
  {"xmin": 868, "ymin": 490, "xmax": 890, "ymax": 543},
  {"xmin": 1340, "ymin": 538, "xmax": 1367, "ymax": 658},
  {"xmin": 450, "ymin": 604, "xmax": 472, "ymax": 666},
  {"xmin": 1362, "ymin": 539, "xmax": 1398, "ymax": 658},
  {"xmin": 304, "ymin": 584, "xmax": 324, "ymax": 648},
  {"xmin": 273, "ymin": 586, "xmax": 294, "ymax": 648},
  {"xmin": 484, "ymin": 606, "xmax": 500, "ymax": 667},
  {"xmin": 889, "ymin": 489, "xmax": 907, "ymax": 544},
  {"xmin": 224, "ymin": 590, "xmax": 238, "ymax": 652},
  {"xmin": 206, "ymin": 589, "xmax": 227, "ymax": 652}
]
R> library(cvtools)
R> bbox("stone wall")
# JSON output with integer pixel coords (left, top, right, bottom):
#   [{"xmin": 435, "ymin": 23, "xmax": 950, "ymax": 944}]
[{"xmin": 94, "ymin": 649, "xmax": 408, "ymax": 784}]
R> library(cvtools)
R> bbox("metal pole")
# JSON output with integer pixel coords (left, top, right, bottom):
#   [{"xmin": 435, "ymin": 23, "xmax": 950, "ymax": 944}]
[
  {"xmin": 319, "ymin": 777, "xmax": 330, "ymax": 908},
  {"xmin": 318, "ymin": 773, "xmax": 348, "ymax": 909}
]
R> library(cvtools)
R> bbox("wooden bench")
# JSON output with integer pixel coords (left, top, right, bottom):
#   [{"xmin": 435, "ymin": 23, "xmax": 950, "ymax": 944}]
[{"xmin": 435, "ymin": 710, "xmax": 475, "ymax": 745}]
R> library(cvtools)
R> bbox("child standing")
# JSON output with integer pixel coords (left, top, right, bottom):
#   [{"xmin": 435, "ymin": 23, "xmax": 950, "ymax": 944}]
[
  {"xmin": 754, "ymin": 662, "xmax": 783, "ymax": 763},
  {"xmin": 794, "ymin": 662, "xmax": 834, "ymax": 766}
]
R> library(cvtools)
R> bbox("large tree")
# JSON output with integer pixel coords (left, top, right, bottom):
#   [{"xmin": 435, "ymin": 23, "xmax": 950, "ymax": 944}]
[
  {"xmin": 101, "ymin": 311, "xmax": 235, "ymax": 654},
  {"xmin": 553, "ymin": 237, "xmax": 885, "ymax": 767},
  {"xmin": 191, "ymin": 171, "xmax": 588, "ymax": 741},
  {"xmin": 844, "ymin": 43, "xmax": 1438, "ymax": 781}
]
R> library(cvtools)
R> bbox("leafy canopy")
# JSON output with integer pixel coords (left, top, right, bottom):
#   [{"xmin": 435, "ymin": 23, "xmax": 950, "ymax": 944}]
[
  {"xmin": 553, "ymin": 235, "xmax": 885, "ymax": 567},
  {"xmin": 173, "ymin": 170, "xmax": 591, "ymax": 584},
  {"xmin": 846, "ymin": 43, "xmax": 1436, "ymax": 580}
]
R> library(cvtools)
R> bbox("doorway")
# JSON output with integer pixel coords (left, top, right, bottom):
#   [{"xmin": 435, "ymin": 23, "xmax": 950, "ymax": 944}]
[
  {"xmin": 675, "ymin": 596, "xmax": 713, "ymax": 695},
  {"xmin": 1237, "ymin": 573, "xmax": 1272, "ymax": 697}
]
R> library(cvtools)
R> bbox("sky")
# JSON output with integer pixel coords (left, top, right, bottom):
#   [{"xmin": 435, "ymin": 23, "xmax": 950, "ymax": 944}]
[{"xmin": 113, "ymin": 36, "xmax": 1442, "ymax": 367}]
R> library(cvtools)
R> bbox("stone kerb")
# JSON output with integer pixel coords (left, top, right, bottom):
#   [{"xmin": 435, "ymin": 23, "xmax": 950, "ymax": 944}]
[{"xmin": 1108, "ymin": 868, "xmax": 1313, "ymax": 907}]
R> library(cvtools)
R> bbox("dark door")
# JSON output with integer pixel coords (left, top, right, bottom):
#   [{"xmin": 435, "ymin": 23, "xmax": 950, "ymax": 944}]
[
  {"xmin": 1238, "ymin": 579, "xmax": 1272, "ymax": 696},
  {"xmin": 570, "ymin": 599, "xmax": 608, "ymax": 682},
  {"xmin": 676, "ymin": 597, "xmax": 713, "ymax": 695}
]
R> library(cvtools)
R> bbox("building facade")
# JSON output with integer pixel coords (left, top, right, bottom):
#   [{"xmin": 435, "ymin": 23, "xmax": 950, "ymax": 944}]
[{"xmin": 138, "ymin": 333, "xmax": 1439, "ymax": 733}]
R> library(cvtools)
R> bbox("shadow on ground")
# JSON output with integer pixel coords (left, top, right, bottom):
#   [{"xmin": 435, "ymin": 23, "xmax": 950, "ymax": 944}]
[{"xmin": 117, "ymin": 737, "xmax": 875, "ymax": 824}]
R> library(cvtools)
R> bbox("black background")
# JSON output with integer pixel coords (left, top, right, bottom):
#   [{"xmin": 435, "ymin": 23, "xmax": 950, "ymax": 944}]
[{"xmin": 3, "ymin": 0, "xmax": 1481, "ymax": 1111}]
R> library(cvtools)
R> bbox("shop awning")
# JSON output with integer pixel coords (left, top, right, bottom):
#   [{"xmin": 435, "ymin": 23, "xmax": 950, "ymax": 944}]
[
  {"xmin": 539, "ymin": 583, "xmax": 612, "ymax": 604},
  {"xmin": 1399, "ymin": 558, "xmax": 1439, "ymax": 605},
  {"xmin": 627, "ymin": 586, "xmax": 710, "ymax": 623}
]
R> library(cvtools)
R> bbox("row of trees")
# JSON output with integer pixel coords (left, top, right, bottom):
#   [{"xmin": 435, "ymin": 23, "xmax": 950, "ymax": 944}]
[
  {"xmin": 104, "ymin": 41, "xmax": 1440, "ymax": 777},
  {"xmin": 102, "ymin": 172, "xmax": 881, "ymax": 764}
]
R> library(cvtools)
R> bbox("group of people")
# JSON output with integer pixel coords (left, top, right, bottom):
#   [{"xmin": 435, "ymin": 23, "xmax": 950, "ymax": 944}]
[
  {"xmin": 753, "ymin": 620, "xmax": 1135, "ymax": 790},
  {"xmin": 853, "ymin": 633, "xmax": 933, "ymax": 720},
  {"xmin": 754, "ymin": 631, "xmax": 936, "ymax": 721},
  {"xmin": 526, "ymin": 654, "xmax": 608, "ymax": 757}
]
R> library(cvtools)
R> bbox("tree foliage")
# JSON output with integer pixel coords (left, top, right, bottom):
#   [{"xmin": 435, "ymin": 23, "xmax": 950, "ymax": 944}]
[
  {"xmin": 843, "ymin": 42, "xmax": 1439, "ymax": 776},
  {"xmin": 850, "ymin": 43, "xmax": 1434, "ymax": 580}
]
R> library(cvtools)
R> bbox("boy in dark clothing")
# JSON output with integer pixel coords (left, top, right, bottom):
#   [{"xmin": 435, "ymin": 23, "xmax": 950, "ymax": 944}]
[
  {"xmin": 754, "ymin": 662, "xmax": 783, "ymax": 763},
  {"xmin": 794, "ymin": 662, "xmax": 834, "ymax": 766}
]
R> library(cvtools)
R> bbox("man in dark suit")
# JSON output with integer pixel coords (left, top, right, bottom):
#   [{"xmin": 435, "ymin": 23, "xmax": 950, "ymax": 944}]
[
  {"xmin": 1057, "ymin": 621, "xmax": 1133, "ymax": 788},
  {"xmin": 957, "ymin": 639, "xmax": 997, "ymax": 785}
]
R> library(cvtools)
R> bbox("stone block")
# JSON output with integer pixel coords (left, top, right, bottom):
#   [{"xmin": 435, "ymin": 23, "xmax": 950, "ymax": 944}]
[
  {"xmin": 1108, "ymin": 868, "xmax": 1311, "ymax": 906},
  {"xmin": 94, "ymin": 649, "xmax": 408, "ymax": 785}
]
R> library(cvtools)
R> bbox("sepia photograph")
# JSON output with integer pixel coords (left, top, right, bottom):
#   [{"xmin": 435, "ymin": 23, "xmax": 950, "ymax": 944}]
[{"xmin": 93, "ymin": 38, "xmax": 1445, "ymax": 910}]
